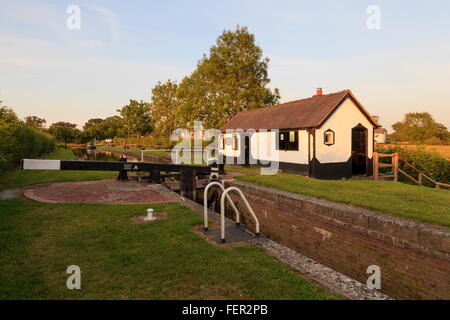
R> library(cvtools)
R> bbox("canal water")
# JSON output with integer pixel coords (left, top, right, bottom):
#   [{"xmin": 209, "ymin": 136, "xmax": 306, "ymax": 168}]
[
  {"xmin": 71, "ymin": 148, "xmax": 141, "ymax": 162},
  {"xmin": 71, "ymin": 148, "xmax": 209, "ymax": 164}
]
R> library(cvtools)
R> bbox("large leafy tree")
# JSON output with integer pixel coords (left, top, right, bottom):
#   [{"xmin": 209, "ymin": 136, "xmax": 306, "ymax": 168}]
[
  {"xmin": 391, "ymin": 112, "xmax": 449, "ymax": 143},
  {"xmin": 82, "ymin": 116, "xmax": 125, "ymax": 141},
  {"xmin": 150, "ymin": 80, "xmax": 179, "ymax": 137},
  {"xmin": 25, "ymin": 116, "xmax": 46, "ymax": 131},
  {"xmin": 48, "ymin": 122, "xmax": 79, "ymax": 148},
  {"xmin": 0, "ymin": 106, "xmax": 21, "ymax": 127},
  {"xmin": 117, "ymin": 100, "xmax": 152, "ymax": 141},
  {"xmin": 176, "ymin": 26, "xmax": 280, "ymax": 129},
  {"xmin": 83, "ymin": 118, "xmax": 104, "ymax": 141},
  {"xmin": 102, "ymin": 116, "xmax": 125, "ymax": 138}
]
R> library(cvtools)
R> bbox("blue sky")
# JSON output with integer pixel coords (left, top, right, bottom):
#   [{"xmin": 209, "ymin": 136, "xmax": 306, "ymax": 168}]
[{"xmin": 1, "ymin": 0, "xmax": 450, "ymax": 131}]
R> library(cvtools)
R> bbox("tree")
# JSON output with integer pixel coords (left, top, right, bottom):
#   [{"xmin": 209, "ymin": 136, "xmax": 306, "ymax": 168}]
[
  {"xmin": 176, "ymin": 26, "xmax": 280, "ymax": 129},
  {"xmin": 83, "ymin": 118, "xmax": 104, "ymax": 141},
  {"xmin": 48, "ymin": 122, "xmax": 79, "ymax": 148},
  {"xmin": 25, "ymin": 116, "xmax": 46, "ymax": 131},
  {"xmin": 116, "ymin": 100, "xmax": 152, "ymax": 141},
  {"xmin": 390, "ymin": 112, "xmax": 449, "ymax": 144},
  {"xmin": 81, "ymin": 116, "xmax": 125, "ymax": 141},
  {"xmin": 0, "ymin": 106, "xmax": 21, "ymax": 127},
  {"xmin": 150, "ymin": 80, "xmax": 179, "ymax": 137},
  {"xmin": 101, "ymin": 116, "xmax": 125, "ymax": 138},
  {"xmin": 435, "ymin": 123, "xmax": 450, "ymax": 142}
]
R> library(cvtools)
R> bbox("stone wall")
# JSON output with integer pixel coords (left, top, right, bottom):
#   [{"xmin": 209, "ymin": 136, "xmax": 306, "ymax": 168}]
[{"xmin": 223, "ymin": 180, "xmax": 450, "ymax": 300}]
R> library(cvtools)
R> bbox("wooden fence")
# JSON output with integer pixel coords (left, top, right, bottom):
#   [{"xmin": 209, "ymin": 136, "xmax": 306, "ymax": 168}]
[{"xmin": 373, "ymin": 152, "xmax": 450, "ymax": 189}]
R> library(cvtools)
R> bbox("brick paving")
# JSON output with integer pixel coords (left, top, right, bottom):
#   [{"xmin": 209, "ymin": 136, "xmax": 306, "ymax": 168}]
[{"xmin": 24, "ymin": 180, "xmax": 175, "ymax": 204}]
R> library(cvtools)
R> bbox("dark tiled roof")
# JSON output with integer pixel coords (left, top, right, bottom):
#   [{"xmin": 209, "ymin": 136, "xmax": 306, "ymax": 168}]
[{"xmin": 220, "ymin": 90, "xmax": 379, "ymax": 131}]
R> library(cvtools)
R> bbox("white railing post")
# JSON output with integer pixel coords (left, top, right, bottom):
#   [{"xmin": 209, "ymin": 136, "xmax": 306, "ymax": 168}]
[{"xmin": 203, "ymin": 181, "xmax": 239, "ymax": 232}]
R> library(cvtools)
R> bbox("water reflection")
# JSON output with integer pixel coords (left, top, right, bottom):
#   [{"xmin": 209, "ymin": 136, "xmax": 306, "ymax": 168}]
[{"xmin": 71, "ymin": 148, "xmax": 140, "ymax": 162}]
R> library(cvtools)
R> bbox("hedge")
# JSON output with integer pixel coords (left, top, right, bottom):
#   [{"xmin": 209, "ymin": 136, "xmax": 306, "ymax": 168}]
[
  {"xmin": 0, "ymin": 125, "xmax": 56, "ymax": 172},
  {"xmin": 376, "ymin": 145, "xmax": 450, "ymax": 186}
]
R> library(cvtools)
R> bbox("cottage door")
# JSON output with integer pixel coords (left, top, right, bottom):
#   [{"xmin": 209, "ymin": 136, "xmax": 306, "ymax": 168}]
[
  {"xmin": 244, "ymin": 136, "xmax": 250, "ymax": 166},
  {"xmin": 351, "ymin": 124, "xmax": 368, "ymax": 175}
]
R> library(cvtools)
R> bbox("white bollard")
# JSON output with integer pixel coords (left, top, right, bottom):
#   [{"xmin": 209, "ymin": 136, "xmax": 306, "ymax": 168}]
[{"xmin": 144, "ymin": 208, "xmax": 155, "ymax": 221}]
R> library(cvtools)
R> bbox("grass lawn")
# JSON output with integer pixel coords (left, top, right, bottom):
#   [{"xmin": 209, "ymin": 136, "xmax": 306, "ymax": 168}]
[
  {"xmin": 235, "ymin": 171, "xmax": 450, "ymax": 228},
  {"xmin": 0, "ymin": 200, "xmax": 338, "ymax": 299},
  {"xmin": 0, "ymin": 148, "xmax": 338, "ymax": 299}
]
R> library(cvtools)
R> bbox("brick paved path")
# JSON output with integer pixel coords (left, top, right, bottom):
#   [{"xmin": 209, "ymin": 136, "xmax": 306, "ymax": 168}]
[{"xmin": 24, "ymin": 180, "xmax": 174, "ymax": 204}]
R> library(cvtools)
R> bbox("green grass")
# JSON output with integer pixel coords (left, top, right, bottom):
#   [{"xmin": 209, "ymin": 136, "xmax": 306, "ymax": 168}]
[
  {"xmin": 0, "ymin": 200, "xmax": 338, "ymax": 300},
  {"xmin": 225, "ymin": 165, "xmax": 261, "ymax": 176},
  {"xmin": 0, "ymin": 148, "xmax": 338, "ymax": 299},
  {"xmin": 0, "ymin": 148, "xmax": 116, "ymax": 191},
  {"xmin": 236, "ymin": 172, "xmax": 450, "ymax": 228}
]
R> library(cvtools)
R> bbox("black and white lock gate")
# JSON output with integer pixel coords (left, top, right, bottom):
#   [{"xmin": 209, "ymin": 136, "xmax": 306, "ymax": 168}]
[{"xmin": 21, "ymin": 159, "xmax": 213, "ymax": 201}]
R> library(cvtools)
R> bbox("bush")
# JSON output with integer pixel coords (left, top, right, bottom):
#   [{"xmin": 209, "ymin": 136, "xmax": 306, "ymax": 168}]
[
  {"xmin": 376, "ymin": 145, "xmax": 450, "ymax": 186},
  {"xmin": 0, "ymin": 124, "xmax": 56, "ymax": 172},
  {"xmin": 423, "ymin": 137, "xmax": 443, "ymax": 145}
]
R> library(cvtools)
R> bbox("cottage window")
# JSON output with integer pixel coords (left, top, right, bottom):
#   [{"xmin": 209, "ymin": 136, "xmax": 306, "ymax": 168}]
[
  {"xmin": 219, "ymin": 136, "xmax": 224, "ymax": 149},
  {"xmin": 324, "ymin": 130, "xmax": 335, "ymax": 146},
  {"xmin": 232, "ymin": 134, "xmax": 238, "ymax": 150},
  {"xmin": 289, "ymin": 131, "xmax": 295, "ymax": 142},
  {"xmin": 278, "ymin": 130, "xmax": 298, "ymax": 151}
]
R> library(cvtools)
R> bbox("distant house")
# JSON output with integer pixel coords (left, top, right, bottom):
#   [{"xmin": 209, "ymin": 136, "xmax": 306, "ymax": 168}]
[
  {"xmin": 374, "ymin": 128, "xmax": 388, "ymax": 144},
  {"xmin": 219, "ymin": 89, "xmax": 380, "ymax": 179}
]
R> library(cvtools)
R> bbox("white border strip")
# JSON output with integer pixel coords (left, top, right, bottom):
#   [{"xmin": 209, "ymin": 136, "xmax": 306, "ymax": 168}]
[{"xmin": 22, "ymin": 159, "xmax": 61, "ymax": 170}]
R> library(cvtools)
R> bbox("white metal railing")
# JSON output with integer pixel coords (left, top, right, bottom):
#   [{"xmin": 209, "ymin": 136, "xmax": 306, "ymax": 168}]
[
  {"xmin": 220, "ymin": 187, "xmax": 260, "ymax": 243},
  {"xmin": 203, "ymin": 183, "xmax": 260, "ymax": 243},
  {"xmin": 203, "ymin": 182, "xmax": 239, "ymax": 231}
]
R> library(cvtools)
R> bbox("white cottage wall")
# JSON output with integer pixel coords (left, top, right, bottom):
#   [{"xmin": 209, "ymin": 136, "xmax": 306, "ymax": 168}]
[{"xmin": 315, "ymin": 98, "xmax": 374, "ymax": 164}]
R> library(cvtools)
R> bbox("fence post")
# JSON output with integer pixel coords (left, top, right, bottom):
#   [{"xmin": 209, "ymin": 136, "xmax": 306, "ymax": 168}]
[
  {"xmin": 373, "ymin": 152, "xmax": 379, "ymax": 180},
  {"xmin": 393, "ymin": 153, "xmax": 399, "ymax": 182},
  {"xmin": 180, "ymin": 168, "xmax": 197, "ymax": 201},
  {"xmin": 150, "ymin": 169, "xmax": 161, "ymax": 184},
  {"xmin": 418, "ymin": 173, "xmax": 423, "ymax": 185}
]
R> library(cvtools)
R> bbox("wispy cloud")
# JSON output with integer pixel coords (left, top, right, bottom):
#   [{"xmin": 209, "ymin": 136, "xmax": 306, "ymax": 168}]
[{"xmin": 83, "ymin": 5, "xmax": 120, "ymax": 41}]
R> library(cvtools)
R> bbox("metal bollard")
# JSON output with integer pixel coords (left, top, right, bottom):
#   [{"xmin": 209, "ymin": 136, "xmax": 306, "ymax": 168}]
[{"xmin": 117, "ymin": 155, "xmax": 128, "ymax": 181}]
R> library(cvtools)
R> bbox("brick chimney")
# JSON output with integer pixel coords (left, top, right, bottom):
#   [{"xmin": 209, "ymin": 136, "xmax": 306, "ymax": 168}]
[{"xmin": 316, "ymin": 87, "xmax": 323, "ymax": 96}]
